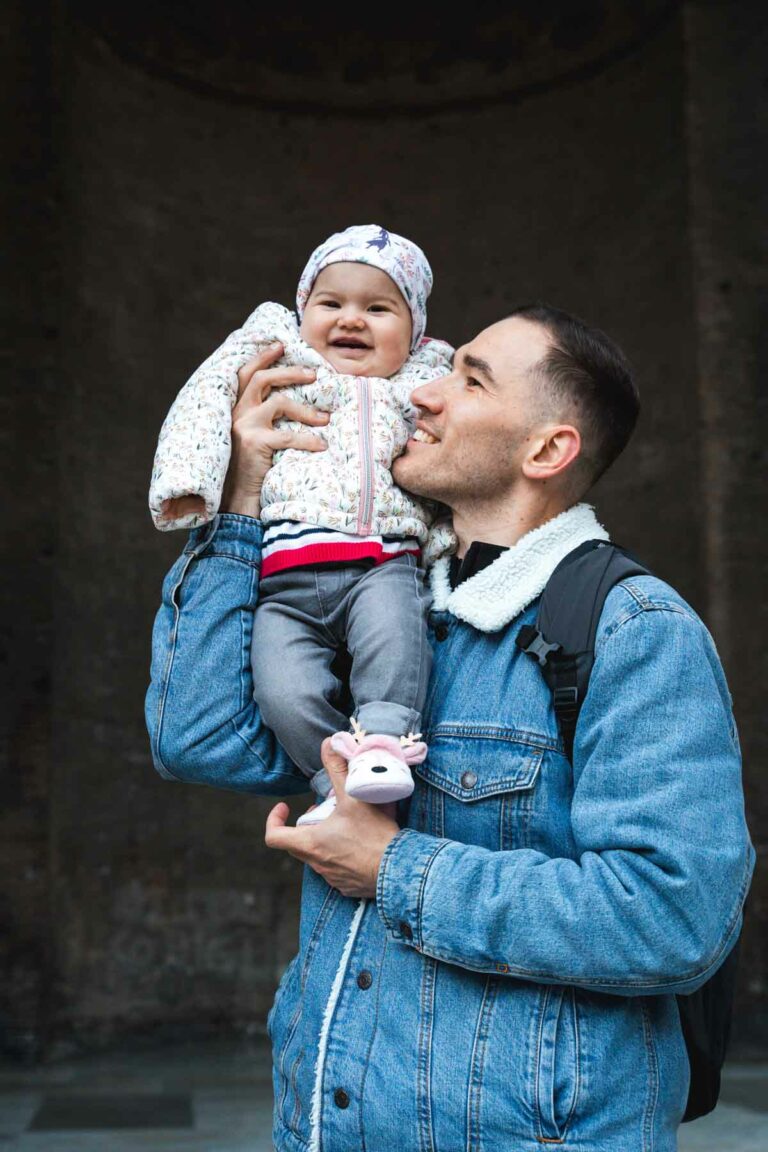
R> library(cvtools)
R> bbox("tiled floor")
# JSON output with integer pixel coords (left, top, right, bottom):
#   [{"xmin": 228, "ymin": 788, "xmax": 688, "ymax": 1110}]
[
  {"xmin": 0, "ymin": 1040, "xmax": 275, "ymax": 1152},
  {"xmin": 0, "ymin": 1039, "xmax": 765, "ymax": 1150}
]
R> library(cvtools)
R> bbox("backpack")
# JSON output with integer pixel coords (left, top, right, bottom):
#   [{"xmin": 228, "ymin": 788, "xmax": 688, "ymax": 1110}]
[{"xmin": 515, "ymin": 539, "xmax": 740, "ymax": 1123}]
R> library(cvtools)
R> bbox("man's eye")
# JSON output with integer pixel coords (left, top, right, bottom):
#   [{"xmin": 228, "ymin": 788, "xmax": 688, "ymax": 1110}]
[{"xmin": 466, "ymin": 377, "xmax": 483, "ymax": 389}]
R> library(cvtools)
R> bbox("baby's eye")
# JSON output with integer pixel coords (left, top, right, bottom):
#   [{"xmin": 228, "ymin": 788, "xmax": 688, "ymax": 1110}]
[
  {"xmin": 322, "ymin": 300, "xmax": 341, "ymax": 308},
  {"xmin": 368, "ymin": 304, "xmax": 390, "ymax": 313}
]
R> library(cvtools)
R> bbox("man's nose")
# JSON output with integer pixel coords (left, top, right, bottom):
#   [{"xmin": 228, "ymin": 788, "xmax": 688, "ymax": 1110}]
[{"xmin": 410, "ymin": 375, "xmax": 449, "ymax": 411}]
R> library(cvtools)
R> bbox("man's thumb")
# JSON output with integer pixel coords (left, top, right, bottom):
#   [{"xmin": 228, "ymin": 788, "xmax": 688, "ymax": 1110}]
[{"xmin": 321, "ymin": 737, "xmax": 350, "ymax": 786}]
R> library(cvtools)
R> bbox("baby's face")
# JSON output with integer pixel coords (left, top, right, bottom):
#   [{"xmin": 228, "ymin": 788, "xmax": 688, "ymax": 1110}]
[{"xmin": 300, "ymin": 263, "xmax": 412, "ymax": 377}]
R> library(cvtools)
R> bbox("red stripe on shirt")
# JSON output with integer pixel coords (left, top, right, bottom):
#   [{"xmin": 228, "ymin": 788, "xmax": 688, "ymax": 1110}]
[{"xmin": 260, "ymin": 539, "xmax": 420, "ymax": 579}]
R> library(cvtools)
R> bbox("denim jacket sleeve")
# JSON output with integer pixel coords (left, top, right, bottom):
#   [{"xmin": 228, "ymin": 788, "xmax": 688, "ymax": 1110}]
[
  {"xmin": 145, "ymin": 513, "xmax": 309, "ymax": 796},
  {"xmin": 377, "ymin": 598, "xmax": 755, "ymax": 995}
]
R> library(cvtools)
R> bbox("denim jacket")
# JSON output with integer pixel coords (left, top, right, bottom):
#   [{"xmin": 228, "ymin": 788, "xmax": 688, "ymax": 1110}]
[{"xmin": 146, "ymin": 508, "xmax": 754, "ymax": 1152}]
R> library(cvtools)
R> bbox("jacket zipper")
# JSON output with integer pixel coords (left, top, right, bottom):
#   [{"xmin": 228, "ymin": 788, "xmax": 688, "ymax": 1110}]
[{"xmin": 356, "ymin": 378, "xmax": 375, "ymax": 535}]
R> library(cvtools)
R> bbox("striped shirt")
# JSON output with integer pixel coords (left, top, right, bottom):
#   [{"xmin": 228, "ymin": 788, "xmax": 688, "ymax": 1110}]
[{"xmin": 260, "ymin": 521, "xmax": 421, "ymax": 579}]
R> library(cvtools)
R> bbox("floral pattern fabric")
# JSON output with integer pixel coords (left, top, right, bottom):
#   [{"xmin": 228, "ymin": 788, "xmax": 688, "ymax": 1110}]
[
  {"xmin": 148, "ymin": 302, "xmax": 457, "ymax": 560},
  {"xmin": 295, "ymin": 224, "xmax": 433, "ymax": 351}
]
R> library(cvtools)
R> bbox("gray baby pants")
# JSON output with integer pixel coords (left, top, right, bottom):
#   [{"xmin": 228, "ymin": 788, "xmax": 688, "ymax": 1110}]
[{"xmin": 250, "ymin": 554, "xmax": 432, "ymax": 797}]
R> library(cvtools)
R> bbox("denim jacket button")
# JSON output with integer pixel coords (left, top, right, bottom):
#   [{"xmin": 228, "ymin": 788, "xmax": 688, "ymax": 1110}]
[
  {"xmin": 399, "ymin": 921, "xmax": 413, "ymax": 941},
  {"xmin": 357, "ymin": 970, "xmax": 373, "ymax": 990},
  {"xmin": 334, "ymin": 1088, "xmax": 350, "ymax": 1109},
  {"xmin": 461, "ymin": 770, "xmax": 478, "ymax": 789}
]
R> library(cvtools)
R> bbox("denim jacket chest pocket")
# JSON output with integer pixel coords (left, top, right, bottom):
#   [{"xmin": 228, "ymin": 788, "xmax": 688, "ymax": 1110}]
[{"xmin": 409, "ymin": 726, "xmax": 544, "ymax": 850}]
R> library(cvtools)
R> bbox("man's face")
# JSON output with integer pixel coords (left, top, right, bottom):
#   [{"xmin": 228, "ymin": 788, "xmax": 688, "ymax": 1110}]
[
  {"xmin": 300, "ymin": 263, "xmax": 412, "ymax": 378},
  {"xmin": 393, "ymin": 316, "xmax": 553, "ymax": 507}
]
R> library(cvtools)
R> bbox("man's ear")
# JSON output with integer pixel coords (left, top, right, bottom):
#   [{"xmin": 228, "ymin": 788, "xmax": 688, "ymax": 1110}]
[{"xmin": 522, "ymin": 424, "xmax": 581, "ymax": 482}]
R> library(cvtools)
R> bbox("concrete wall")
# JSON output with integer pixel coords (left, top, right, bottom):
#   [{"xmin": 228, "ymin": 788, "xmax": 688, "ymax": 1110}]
[
  {"xmin": 2, "ymin": 2, "xmax": 766, "ymax": 1055},
  {"xmin": 2, "ymin": 1, "xmax": 57, "ymax": 1060},
  {"xmin": 683, "ymin": 2, "xmax": 768, "ymax": 1051}
]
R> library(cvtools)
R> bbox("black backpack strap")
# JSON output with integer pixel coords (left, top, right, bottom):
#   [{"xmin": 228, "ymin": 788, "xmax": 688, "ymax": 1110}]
[
  {"xmin": 516, "ymin": 538, "xmax": 741, "ymax": 1123},
  {"xmin": 516, "ymin": 540, "xmax": 651, "ymax": 760}
]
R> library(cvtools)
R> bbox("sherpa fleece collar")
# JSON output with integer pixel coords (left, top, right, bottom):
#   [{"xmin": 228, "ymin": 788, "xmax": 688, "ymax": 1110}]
[{"xmin": 428, "ymin": 503, "xmax": 609, "ymax": 633}]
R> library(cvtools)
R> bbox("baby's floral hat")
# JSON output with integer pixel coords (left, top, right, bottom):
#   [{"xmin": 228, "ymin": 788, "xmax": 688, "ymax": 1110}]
[{"xmin": 296, "ymin": 224, "xmax": 433, "ymax": 351}]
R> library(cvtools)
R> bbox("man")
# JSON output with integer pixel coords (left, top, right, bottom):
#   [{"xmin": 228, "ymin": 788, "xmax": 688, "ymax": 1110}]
[{"xmin": 146, "ymin": 304, "xmax": 754, "ymax": 1151}]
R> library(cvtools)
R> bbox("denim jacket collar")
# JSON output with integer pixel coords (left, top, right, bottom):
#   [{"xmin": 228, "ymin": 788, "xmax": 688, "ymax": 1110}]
[{"xmin": 429, "ymin": 502, "xmax": 609, "ymax": 632}]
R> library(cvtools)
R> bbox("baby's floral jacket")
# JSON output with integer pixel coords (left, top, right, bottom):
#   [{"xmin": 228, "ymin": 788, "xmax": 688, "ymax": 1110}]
[{"xmin": 149, "ymin": 302, "xmax": 456, "ymax": 558}]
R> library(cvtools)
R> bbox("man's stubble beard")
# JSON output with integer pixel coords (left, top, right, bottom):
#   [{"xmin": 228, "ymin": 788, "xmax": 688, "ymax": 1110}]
[{"xmin": 393, "ymin": 444, "xmax": 519, "ymax": 511}]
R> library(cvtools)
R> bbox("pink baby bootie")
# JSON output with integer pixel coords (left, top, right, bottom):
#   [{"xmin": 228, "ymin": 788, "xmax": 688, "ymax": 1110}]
[
  {"xmin": 295, "ymin": 793, "xmax": 338, "ymax": 826},
  {"xmin": 331, "ymin": 721, "xmax": 428, "ymax": 804}
]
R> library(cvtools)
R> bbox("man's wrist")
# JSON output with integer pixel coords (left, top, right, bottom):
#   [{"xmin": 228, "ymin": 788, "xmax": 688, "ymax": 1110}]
[{"xmin": 221, "ymin": 489, "xmax": 262, "ymax": 519}]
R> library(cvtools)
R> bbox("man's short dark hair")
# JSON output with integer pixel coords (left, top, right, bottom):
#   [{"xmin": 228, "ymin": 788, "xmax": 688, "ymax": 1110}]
[{"xmin": 508, "ymin": 303, "xmax": 640, "ymax": 487}]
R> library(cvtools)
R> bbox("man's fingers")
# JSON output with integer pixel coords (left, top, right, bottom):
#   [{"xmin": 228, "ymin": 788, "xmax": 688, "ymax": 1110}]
[
  {"xmin": 265, "ymin": 801, "xmax": 290, "ymax": 837},
  {"xmin": 321, "ymin": 739, "xmax": 350, "ymax": 775},
  {"xmin": 224, "ymin": 347, "xmax": 322, "ymax": 516},
  {"xmin": 320, "ymin": 738, "xmax": 351, "ymax": 800},
  {"xmin": 236, "ymin": 362, "xmax": 317, "ymax": 409},
  {"xmin": 253, "ymin": 398, "xmax": 329, "ymax": 454},
  {"xmin": 265, "ymin": 430, "xmax": 328, "ymax": 454},
  {"xmin": 265, "ymin": 803, "xmax": 310, "ymax": 855},
  {"xmin": 235, "ymin": 345, "xmax": 285, "ymax": 399},
  {"xmin": 264, "ymin": 397, "xmax": 329, "ymax": 426}
]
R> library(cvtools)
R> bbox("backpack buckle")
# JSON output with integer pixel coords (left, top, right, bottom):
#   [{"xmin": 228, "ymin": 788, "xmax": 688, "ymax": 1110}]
[
  {"xmin": 516, "ymin": 625, "xmax": 562, "ymax": 667},
  {"xmin": 553, "ymin": 686, "xmax": 579, "ymax": 708}
]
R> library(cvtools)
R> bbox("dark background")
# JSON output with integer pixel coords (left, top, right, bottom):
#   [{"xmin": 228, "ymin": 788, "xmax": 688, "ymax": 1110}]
[{"xmin": 3, "ymin": 1, "xmax": 767, "ymax": 1061}]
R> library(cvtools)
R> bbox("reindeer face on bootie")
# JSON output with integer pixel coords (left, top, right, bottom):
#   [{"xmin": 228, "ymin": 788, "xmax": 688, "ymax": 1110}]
[{"xmin": 331, "ymin": 729, "xmax": 428, "ymax": 803}]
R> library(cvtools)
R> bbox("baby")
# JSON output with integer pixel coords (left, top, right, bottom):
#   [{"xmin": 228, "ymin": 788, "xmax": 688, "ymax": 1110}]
[{"xmin": 149, "ymin": 225, "xmax": 454, "ymax": 824}]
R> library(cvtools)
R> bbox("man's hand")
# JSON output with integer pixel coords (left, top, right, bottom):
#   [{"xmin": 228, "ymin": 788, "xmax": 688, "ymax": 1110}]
[
  {"xmin": 265, "ymin": 739, "xmax": 401, "ymax": 899},
  {"xmin": 221, "ymin": 343, "xmax": 329, "ymax": 517}
]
